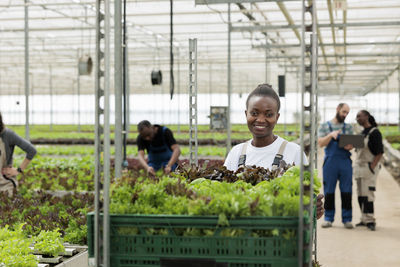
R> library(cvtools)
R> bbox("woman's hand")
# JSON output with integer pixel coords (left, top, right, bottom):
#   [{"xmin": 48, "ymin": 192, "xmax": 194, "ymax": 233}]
[{"xmin": 1, "ymin": 167, "xmax": 19, "ymax": 177}]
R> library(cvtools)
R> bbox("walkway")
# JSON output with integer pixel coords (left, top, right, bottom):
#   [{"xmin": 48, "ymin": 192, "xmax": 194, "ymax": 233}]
[{"xmin": 316, "ymin": 148, "xmax": 400, "ymax": 267}]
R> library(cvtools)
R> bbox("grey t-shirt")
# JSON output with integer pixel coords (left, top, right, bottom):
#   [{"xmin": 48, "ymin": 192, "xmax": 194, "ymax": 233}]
[
  {"xmin": 318, "ymin": 121, "xmax": 353, "ymax": 138},
  {"xmin": 0, "ymin": 128, "xmax": 37, "ymax": 166}
]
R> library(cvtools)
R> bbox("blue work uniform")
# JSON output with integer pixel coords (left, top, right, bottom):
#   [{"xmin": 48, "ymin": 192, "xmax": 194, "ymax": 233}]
[
  {"xmin": 322, "ymin": 121, "xmax": 353, "ymax": 223},
  {"xmin": 146, "ymin": 127, "xmax": 177, "ymax": 171}
]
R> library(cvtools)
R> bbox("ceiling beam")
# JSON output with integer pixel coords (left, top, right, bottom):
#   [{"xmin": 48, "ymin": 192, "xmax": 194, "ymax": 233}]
[
  {"xmin": 195, "ymin": 0, "xmax": 299, "ymax": 4},
  {"xmin": 252, "ymin": 41, "xmax": 400, "ymax": 49},
  {"xmin": 362, "ymin": 65, "xmax": 400, "ymax": 95},
  {"xmin": 231, "ymin": 21, "xmax": 400, "ymax": 31}
]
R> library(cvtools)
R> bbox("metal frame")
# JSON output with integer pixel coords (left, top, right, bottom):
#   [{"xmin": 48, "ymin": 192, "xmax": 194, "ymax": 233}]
[
  {"xmin": 188, "ymin": 38, "xmax": 198, "ymax": 166},
  {"xmin": 231, "ymin": 21, "xmax": 400, "ymax": 32},
  {"xmin": 196, "ymin": 0, "xmax": 299, "ymax": 3},
  {"xmin": 299, "ymin": 0, "xmax": 317, "ymax": 266},
  {"xmin": 24, "ymin": 0, "xmax": 30, "ymax": 140},
  {"xmin": 227, "ymin": 2, "xmax": 232, "ymax": 154},
  {"xmin": 93, "ymin": 0, "xmax": 111, "ymax": 266},
  {"xmin": 76, "ymin": 49, "xmax": 81, "ymax": 132},
  {"xmin": 114, "ymin": 0, "xmax": 123, "ymax": 178}
]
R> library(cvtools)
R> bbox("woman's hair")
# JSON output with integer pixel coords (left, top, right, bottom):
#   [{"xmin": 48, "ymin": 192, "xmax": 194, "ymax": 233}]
[
  {"xmin": 0, "ymin": 112, "xmax": 4, "ymax": 132},
  {"xmin": 360, "ymin": 110, "xmax": 378, "ymax": 127},
  {"xmin": 246, "ymin": 83, "xmax": 281, "ymax": 111}
]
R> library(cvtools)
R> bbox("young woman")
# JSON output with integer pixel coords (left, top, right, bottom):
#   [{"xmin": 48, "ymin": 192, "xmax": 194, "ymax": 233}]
[
  {"xmin": 224, "ymin": 84, "xmax": 324, "ymax": 219},
  {"xmin": 0, "ymin": 112, "xmax": 37, "ymax": 196},
  {"xmin": 353, "ymin": 110, "xmax": 383, "ymax": 231}
]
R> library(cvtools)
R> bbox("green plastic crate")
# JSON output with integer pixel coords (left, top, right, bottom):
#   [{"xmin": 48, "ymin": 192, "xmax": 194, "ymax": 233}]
[{"xmin": 87, "ymin": 213, "xmax": 310, "ymax": 267}]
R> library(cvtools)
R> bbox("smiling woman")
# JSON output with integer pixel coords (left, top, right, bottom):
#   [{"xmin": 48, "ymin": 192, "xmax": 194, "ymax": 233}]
[
  {"xmin": 224, "ymin": 84, "xmax": 307, "ymax": 172},
  {"xmin": 223, "ymin": 84, "xmax": 324, "ymax": 220}
]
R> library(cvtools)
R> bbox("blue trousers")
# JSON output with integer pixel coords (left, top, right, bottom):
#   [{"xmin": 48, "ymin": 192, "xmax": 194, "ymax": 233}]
[
  {"xmin": 148, "ymin": 161, "xmax": 177, "ymax": 172},
  {"xmin": 322, "ymin": 156, "xmax": 353, "ymax": 223}
]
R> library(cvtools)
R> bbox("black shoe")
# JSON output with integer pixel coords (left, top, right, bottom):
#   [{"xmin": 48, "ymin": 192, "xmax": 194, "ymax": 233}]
[
  {"xmin": 355, "ymin": 222, "xmax": 366, "ymax": 227},
  {"xmin": 367, "ymin": 223, "xmax": 376, "ymax": 231}
]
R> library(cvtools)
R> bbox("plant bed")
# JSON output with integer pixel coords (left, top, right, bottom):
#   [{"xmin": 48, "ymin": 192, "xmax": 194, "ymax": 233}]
[
  {"xmin": 0, "ymin": 191, "xmax": 93, "ymax": 245},
  {"xmin": 122, "ymin": 158, "xmax": 224, "ymax": 171}
]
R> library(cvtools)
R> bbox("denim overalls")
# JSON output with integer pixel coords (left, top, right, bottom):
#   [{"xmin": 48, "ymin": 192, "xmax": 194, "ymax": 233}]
[
  {"xmin": 147, "ymin": 127, "xmax": 177, "ymax": 171},
  {"xmin": 323, "ymin": 121, "xmax": 353, "ymax": 223}
]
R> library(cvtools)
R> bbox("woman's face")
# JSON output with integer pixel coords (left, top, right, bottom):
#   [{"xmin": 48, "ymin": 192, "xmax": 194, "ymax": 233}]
[
  {"xmin": 356, "ymin": 111, "xmax": 368, "ymax": 126},
  {"xmin": 245, "ymin": 95, "xmax": 280, "ymax": 139}
]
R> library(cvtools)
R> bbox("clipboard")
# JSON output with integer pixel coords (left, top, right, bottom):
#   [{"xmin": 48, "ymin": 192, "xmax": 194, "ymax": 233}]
[{"xmin": 338, "ymin": 134, "xmax": 364, "ymax": 148}]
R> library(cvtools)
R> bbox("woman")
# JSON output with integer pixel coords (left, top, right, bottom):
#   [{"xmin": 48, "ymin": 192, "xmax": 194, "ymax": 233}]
[
  {"xmin": 224, "ymin": 84, "xmax": 324, "ymax": 219},
  {"xmin": 0, "ymin": 112, "xmax": 37, "ymax": 196},
  {"xmin": 354, "ymin": 110, "xmax": 383, "ymax": 231}
]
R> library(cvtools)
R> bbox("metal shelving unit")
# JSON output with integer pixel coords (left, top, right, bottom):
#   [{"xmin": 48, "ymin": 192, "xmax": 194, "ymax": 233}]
[
  {"xmin": 299, "ymin": 0, "xmax": 318, "ymax": 266},
  {"xmin": 93, "ymin": 0, "xmax": 111, "ymax": 266}
]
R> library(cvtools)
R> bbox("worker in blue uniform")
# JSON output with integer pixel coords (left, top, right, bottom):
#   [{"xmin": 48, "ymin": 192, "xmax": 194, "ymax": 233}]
[
  {"xmin": 318, "ymin": 103, "xmax": 354, "ymax": 229},
  {"xmin": 137, "ymin": 120, "xmax": 180, "ymax": 176}
]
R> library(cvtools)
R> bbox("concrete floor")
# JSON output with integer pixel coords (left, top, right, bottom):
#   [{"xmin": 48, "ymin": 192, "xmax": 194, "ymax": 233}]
[{"xmin": 316, "ymin": 148, "xmax": 400, "ymax": 267}]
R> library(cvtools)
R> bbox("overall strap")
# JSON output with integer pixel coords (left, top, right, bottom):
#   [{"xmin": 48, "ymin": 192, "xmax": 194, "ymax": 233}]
[
  {"xmin": 272, "ymin": 140, "xmax": 288, "ymax": 167},
  {"xmin": 237, "ymin": 142, "xmax": 248, "ymax": 168},
  {"xmin": 161, "ymin": 126, "xmax": 169, "ymax": 147},
  {"xmin": 327, "ymin": 121, "xmax": 333, "ymax": 132},
  {"xmin": 342, "ymin": 122, "xmax": 346, "ymax": 134},
  {"xmin": 366, "ymin": 127, "xmax": 377, "ymax": 137}
]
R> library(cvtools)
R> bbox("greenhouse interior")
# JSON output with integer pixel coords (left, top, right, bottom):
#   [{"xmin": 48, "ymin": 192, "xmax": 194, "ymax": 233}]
[{"xmin": 0, "ymin": 0, "xmax": 399, "ymax": 266}]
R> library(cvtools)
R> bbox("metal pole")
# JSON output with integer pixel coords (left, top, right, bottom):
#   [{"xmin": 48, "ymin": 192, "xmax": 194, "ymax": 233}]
[
  {"xmin": 77, "ymin": 50, "xmax": 81, "ymax": 132},
  {"xmin": 227, "ymin": 3, "xmax": 232, "ymax": 153},
  {"xmin": 296, "ymin": 69, "xmax": 299, "ymax": 132},
  {"xmin": 386, "ymin": 78, "xmax": 389, "ymax": 134},
  {"xmin": 125, "ymin": 47, "xmax": 131, "ymax": 159},
  {"xmin": 122, "ymin": 0, "xmax": 128, "ymax": 168},
  {"xmin": 114, "ymin": 0, "xmax": 123, "ymax": 178},
  {"xmin": 94, "ymin": 0, "xmax": 103, "ymax": 265},
  {"xmin": 209, "ymin": 63, "xmax": 213, "ymax": 113},
  {"xmin": 283, "ymin": 65, "xmax": 287, "ymax": 135},
  {"xmin": 299, "ymin": 1, "xmax": 305, "ymax": 264},
  {"xmin": 30, "ymin": 76, "xmax": 34, "ymax": 126},
  {"xmin": 24, "ymin": 0, "xmax": 30, "ymax": 140},
  {"xmin": 103, "ymin": 0, "xmax": 111, "ymax": 265},
  {"xmin": 188, "ymin": 39, "xmax": 198, "ymax": 166},
  {"xmin": 177, "ymin": 47, "xmax": 181, "ymax": 134},
  {"xmin": 265, "ymin": 36, "xmax": 269, "ymax": 83},
  {"xmin": 49, "ymin": 65, "xmax": 53, "ymax": 131},
  {"xmin": 310, "ymin": 0, "xmax": 318, "ymax": 264}
]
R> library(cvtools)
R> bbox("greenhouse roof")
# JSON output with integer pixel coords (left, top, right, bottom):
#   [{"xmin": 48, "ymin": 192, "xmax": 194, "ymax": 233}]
[{"xmin": 0, "ymin": 0, "xmax": 399, "ymax": 96}]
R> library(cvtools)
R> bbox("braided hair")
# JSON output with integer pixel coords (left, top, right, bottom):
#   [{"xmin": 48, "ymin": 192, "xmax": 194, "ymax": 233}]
[{"xmin": 360, "ymin": 110, "xmax": 378, "ymax": 127}]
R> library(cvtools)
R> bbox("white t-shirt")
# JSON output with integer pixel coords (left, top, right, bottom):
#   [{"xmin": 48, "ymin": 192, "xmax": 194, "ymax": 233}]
[{"xmin": 224, "ymin": 136, "xmax": 308, "ymax": 172}]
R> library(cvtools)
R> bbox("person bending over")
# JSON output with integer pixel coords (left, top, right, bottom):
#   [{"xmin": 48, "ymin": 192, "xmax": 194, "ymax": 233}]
[{"xmin": 137, "ymin": 120, "xmax": 180, "ymax": 176}]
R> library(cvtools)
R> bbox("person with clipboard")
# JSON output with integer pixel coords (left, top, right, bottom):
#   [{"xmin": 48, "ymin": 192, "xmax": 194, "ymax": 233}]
[
  {"xmin": 353, "ymin": 110, "xmax": 383, "ymax": 231},
  {"xmin": 318, "ymin": 103, "xmax": 354, "ymax": 229}
]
